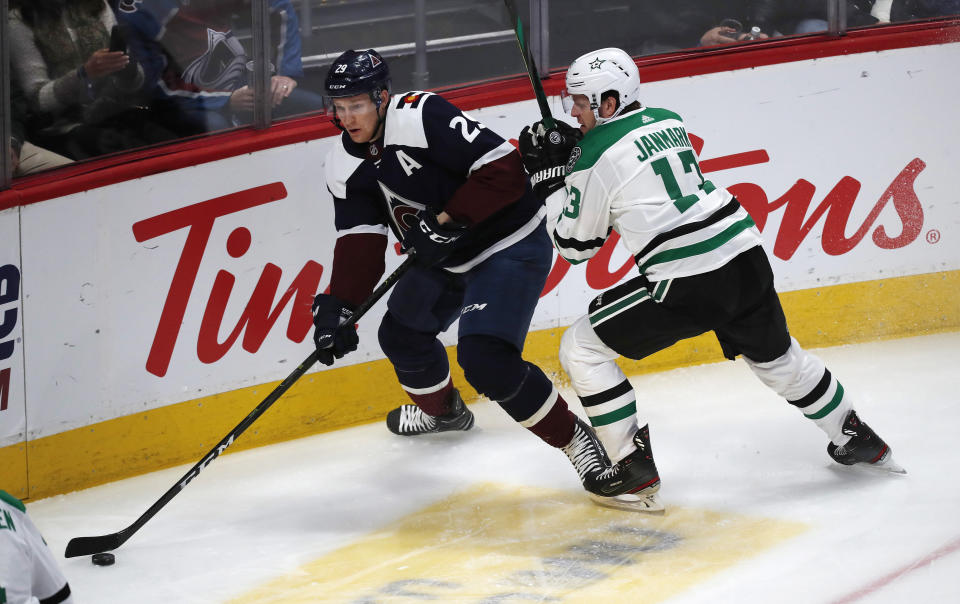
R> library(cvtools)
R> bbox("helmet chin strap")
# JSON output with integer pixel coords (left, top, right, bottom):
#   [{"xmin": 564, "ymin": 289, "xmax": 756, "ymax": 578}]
[
  {"xmin": 368, "ymin": 96, "xmax": 388, "ymax": 143},
  {"xmin": 593, "ymin": 95, "xmax": 626, "ymax": 126}
]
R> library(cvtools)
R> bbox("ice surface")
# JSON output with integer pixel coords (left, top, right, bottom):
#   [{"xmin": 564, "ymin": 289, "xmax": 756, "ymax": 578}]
[{"xmin": 25, "ymin": 332, "xmax": 960, "ymax": 603}]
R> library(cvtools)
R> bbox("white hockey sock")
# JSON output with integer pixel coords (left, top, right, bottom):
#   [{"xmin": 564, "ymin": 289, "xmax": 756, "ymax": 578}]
[
  {"xmin": 744, "ymin": 338, "xmax": 853, "ymax": 445},
  {"xmin": 560, "ymin": 315, "xmax": 640, "ymax": 462}
]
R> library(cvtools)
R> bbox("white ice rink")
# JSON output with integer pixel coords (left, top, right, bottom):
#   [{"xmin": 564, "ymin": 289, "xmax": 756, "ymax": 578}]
[{"xmin": 25, "ymin": 332, "xmax": 960, "ymax": 603}]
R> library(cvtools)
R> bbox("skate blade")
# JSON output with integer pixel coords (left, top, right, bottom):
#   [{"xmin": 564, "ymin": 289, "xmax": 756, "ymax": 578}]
[
  {"xmin": 875, "ymin": 454, "xmax": 907, "ymax": 475},
  {"xmin": 588, "ymin": 491, "xmax": 665, "ymax": 514},
  {"xmin": 833, "ymin": 453, "xmax": 907, "ymax": 475}
]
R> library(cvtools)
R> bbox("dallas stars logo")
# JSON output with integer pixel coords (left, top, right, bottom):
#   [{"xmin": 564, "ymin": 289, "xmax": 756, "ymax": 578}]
[{"xmin": 589, "ymin": 57, "xmax": 605, "ymax": 70}]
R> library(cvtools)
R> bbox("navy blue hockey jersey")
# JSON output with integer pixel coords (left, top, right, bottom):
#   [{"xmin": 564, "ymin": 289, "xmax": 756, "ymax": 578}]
[{"xmin": 324, "ymin": 91, "xmax": 545, "ymax": 274}]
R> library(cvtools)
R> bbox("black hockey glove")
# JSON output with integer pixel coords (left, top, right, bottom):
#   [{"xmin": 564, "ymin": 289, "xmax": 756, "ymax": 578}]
[
  {"xmin": 311, "ymin": 294, "xmax": 359, "ymax": 366},
  {"xmin": 518, "ymin": 120, "xmax": 583, "ymax": 201},
  {"xmin": 400, "ymin": 209, "xmax": 466, "ymax": 266}
]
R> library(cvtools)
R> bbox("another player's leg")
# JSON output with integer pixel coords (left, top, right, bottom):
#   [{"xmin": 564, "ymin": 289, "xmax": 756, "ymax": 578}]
[
  {"xmin": 454, "ymin": 228, "xmax": 656, "ymax": 502},
  {"xmin": 559, "ymin": 314, "xmax": 662, "ymax": 512},
  {"xmin": 377, "ymin": 268, "xmax": 474, "ymax": 436},
  {"xmin": 718, "ymin": 248, "xmax": 902, "ymax": 473},
  {"xmin": 378, "ymin": 311, "xmax": 474, "ymax": 435},
  {"xmin": 744, "ymin": 338, "xmax": 903, "ymax": 473},
  {"xmin": 459, "ymin": 334, "xmax": 656, "ymax": 501}
]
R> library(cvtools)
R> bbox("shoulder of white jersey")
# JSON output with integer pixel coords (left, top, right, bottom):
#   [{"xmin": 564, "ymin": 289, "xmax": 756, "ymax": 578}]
[
  {"xmin": 568, "ymin": 106, "xmax": 687, "ymax": 175},
  {"xmin": 0, "ymin": 489, "xmax": 26, "ymax": 513},
  {"xmin": 384, "ymin": 90, "xmax": 435, "ymax": 149},
  {"xmin": 638, "ymin": 106, "xmax": 683, "ymax": 123},
  {"xmin": 324, "ymin": 134, "xmax": 366, "ymax": 199}
]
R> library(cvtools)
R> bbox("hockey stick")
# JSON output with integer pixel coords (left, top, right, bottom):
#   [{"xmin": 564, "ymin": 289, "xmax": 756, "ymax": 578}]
[
  {"xmin": 65, "ymin": 255, "xmax": 415, "ymax": 558},
  {"xmin": 503, "ymin": 0, "xmax": 555, "ymax": 127}
]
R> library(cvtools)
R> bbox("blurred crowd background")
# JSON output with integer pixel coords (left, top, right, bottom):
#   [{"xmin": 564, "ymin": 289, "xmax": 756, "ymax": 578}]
[{"xmin": 2, "ymin": 0, "xmax": 957, "ymax": 183}]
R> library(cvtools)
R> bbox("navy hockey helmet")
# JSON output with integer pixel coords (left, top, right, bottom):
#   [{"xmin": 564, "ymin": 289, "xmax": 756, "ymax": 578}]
[
  {"xmin": 324, "ymin": 49, "xmax": 390, "ymax": 100},
  {"xmin": 324, "ymin": 49, "xmax": 391, "ymax": 134}
]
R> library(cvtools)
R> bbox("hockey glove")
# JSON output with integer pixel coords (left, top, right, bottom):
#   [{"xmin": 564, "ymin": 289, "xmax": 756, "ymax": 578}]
[
  {"xmin": 400, "ymin": 209, "xmax": 466, "ymax": 266},
  {"xmin": 518, "ymin": 120, "xmax": 583, "ymax": 201},
  {"xmin": 311, "ymin": 294, "xmax": 359, "ymax": 366}
]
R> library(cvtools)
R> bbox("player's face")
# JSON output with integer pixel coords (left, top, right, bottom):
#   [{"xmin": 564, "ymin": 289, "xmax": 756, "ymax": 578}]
[
  {"xmin": 569, "ymin": 94, "xmax": 597, "ymax": 133},
  {"xmin": 332, "ymin": 92, "xmax": 385, "ymax": 143}
]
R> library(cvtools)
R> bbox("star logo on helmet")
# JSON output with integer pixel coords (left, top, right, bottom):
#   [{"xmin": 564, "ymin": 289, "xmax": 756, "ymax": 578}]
[{"xmin": 589, "ymin": 58, "xmax": 605, "ymax": 70}]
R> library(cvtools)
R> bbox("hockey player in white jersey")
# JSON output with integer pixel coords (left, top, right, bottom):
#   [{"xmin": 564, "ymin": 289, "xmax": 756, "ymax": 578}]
[
  {"xmin": 519, "ymin": 47, "xmax": 903, "ymax": 513},
  {"xmin": 0, "ymin": 490, "xmax": 75, "ymax": 604}
]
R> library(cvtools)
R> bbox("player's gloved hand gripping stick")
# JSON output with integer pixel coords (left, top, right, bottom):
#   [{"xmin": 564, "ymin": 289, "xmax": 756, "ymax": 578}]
[
  {"xmin": 312, "ymin": 294, "xmax": 360, "ymax": 366},
  {"xmin": 504, "ymin": 0, "xmax": 582, "ymax": 200},
  {"xmin": 400, "ymin": 209, "xmax": 467, "ymax": 266},
  {"xmin": 519, "ymin": 121, "xmax": 582, "ymax": 201},
  {"xmin": 64, "ymin": 256, "xmax": 416, "ymax": 559}
]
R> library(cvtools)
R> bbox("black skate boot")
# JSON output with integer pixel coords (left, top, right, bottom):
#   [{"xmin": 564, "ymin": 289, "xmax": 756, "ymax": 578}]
[
  {"xmin": 827, "ymin": 411, "xmax": 905, "ymax": 474},
  {"xmin": 562, "ymin": 420, "xmax": 664, "ymax": 513},
  {"xmin": 386, "ymin": 389, "xmax": 475, "ymax": 436},
  {"xmin": 588, "ymin": 425, "xmax": 664, "ymax": 513}
]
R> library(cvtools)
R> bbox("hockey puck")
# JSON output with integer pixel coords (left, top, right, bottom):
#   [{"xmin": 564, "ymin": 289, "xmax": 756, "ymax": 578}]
[{"xmin": 91, "ymin": 552, "xmax": 115, "ymax": 566}]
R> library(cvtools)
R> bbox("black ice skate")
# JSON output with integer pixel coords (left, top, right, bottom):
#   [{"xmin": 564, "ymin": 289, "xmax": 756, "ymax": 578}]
[
  {"xmin": 588, "ymin": 425, "xmax": 664, "ymax": 514},
  {"xmin": 563, "ymin": 420, "xmax": 664, "ymax": 513},
  {"xmin": 827, "ymin": 411, "xmax": 905, "ymax": 474},
  {"xmin": 386, "ymin": 389, "xmax": 475, "ymax": 436}
]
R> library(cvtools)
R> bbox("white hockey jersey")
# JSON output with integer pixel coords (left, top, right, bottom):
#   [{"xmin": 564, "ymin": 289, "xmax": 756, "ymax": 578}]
[
  {"xmin": 0, "ymin": 490, "xmax": 74, "ymax": 604},
  {"xmin": 547, "ymin": 107, "xmax": 762, "ymax": 282}
]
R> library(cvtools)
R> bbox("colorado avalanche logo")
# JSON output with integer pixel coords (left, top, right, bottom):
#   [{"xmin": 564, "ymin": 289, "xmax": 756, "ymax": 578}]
[
  {"xmin": 378, "ymin": 182, "xmax": 426, "ymax": 235},
  {"xmin": 566, "ymin": 146, "xmax": 582, "ymax": 175},
  {"xmin": 181, "ymin": 29, "xmax": 247, "ymax": 90}
]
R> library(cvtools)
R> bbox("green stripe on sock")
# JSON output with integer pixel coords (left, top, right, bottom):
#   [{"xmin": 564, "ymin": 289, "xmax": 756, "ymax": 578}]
[
  {"xmin": 805, "ymin": 382, "xmax": 845, "ymax": 420},
  {"xmin": 589, "ymin": 400, "xmax": 637, "ymax": 427}
]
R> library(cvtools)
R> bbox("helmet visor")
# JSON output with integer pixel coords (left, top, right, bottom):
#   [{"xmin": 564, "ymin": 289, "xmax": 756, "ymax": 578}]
[
  {"xmin": 560, "ymin": 88, "xmax": 574, "ymax": 114},
  {"xmin": 324, "ymin": 93, "xmax": 380, "ymax": 121}
]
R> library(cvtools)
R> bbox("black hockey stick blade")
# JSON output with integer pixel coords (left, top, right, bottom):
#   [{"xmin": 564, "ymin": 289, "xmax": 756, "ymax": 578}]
[
  {"xmin": 503, "ymin": 0, "xmax": 555, "ymax": 127},
  {"xmin": 65, "ymin": 256, "xmax": 416, "ymax": 558}
]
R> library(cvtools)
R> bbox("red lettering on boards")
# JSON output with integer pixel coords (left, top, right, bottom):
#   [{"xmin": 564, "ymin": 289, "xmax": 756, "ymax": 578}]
[
  {"xmin": 539, "ymin": 146, "xmax": 926, "ymax": 297},
  {"xmin": 734, "ymin": 158, "xmax": 925, "ymax": 260},
  {"xmin": 133, "ymin": 183, "xmax": 323, "ymax": 377}
]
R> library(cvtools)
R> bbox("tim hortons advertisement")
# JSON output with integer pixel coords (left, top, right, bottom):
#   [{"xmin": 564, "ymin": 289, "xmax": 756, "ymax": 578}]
[
  {"xmin": 0, "ymin": 208, "xmax": 25, "ymax": 448},
  {"xmin": 17, "ymin": 43, "xmax": 960, "ymax": 440}
]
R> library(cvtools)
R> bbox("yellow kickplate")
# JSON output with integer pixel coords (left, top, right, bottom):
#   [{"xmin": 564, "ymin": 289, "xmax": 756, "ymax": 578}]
[{"xmin": 231, "ymin": 483, "xmax": 806, "ymax": 603}]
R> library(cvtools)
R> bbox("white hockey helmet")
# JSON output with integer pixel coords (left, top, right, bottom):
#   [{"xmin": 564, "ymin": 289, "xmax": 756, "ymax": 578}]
[{"xmin": 562, "ymin": 47, "xmax": 641, "ymax": 125}]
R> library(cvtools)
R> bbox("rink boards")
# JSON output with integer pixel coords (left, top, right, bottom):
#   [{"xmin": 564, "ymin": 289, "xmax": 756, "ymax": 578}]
[{"xmin": 1, "ymin": 40, "xmax": 959, "ymax": 500}]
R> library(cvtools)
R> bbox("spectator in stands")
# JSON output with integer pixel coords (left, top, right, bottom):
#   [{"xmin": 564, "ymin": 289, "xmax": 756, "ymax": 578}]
[
  {"xmin": 630, "ymin": 1, "xmax": 775, "ymax": 54},
  {"xmin": 767, "ymin": 1, "xmax": 878, "ymax": 34},
  {"xmin": 9, "ymin": 79, "xmax": 73, "ymax": 177},
  {"xmin": 889, "ymin": 0, "xmax": 960, "ymax": 20},
  {"xmin": 118, "ymin": 0, "xmax": 324, "ymax": 133},
  {"xmin": 7, "ymin": 0, "xmax": 181, "ymax": 159}
]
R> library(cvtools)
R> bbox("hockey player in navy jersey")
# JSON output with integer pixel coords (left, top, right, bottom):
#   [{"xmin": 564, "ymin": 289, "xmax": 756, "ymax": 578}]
[
  {"xmin": 519, "ymin": 47, "xmax": 903, "ymax": 511},
  {"xmin": 312, "ymin": 49, "xmax": 660, "ymax": 506}
]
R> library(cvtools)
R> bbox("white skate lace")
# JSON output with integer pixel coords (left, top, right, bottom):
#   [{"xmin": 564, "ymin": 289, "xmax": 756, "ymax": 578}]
[
  {"xmin": 398, "ymin": 405, "xmax": 437, "ymax": 433},
  {"xmin": 563, "ymin": 424, "xmax": 606, "ymax": 480}
]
